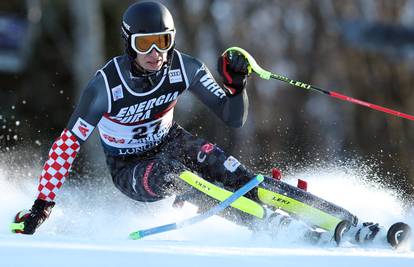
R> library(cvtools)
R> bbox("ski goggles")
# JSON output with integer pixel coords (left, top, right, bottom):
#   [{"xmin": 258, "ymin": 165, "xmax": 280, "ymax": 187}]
[{"xmin": 130, "ymin": 31, "xmax": 175, "ymax": 54}]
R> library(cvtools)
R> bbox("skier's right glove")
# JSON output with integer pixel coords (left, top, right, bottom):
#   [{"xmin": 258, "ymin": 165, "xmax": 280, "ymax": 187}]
[
  {"xmin": 217, "ymin": 51, "xmax": 249, "ymax": 97},
  {"xmin": 11, "ymin": 199, "xmax": 55, "ymax": 235}
]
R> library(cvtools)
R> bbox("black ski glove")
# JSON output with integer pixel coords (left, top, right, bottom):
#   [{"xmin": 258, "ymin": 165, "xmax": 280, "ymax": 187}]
[
  {"xmin": 12, "ymin": 199, "xmax": 55, "ymax": 235},
  {"xmin": 217, "ymin": 51, "xmax": 249, "ymax": 97}
]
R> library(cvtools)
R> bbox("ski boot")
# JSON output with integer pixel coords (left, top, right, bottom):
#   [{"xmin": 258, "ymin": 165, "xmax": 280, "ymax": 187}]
[
  {"xmin": 334, "ymin": 220, "xmax": 411, "ymax": 249},
  {"xmin": 262, "ymin": 208, "xmax": 332, "ymax": 245},
  {"xmin": 355, "ymin": 222, "xmax": 382, "ymax": 243},
  {"xmin": 334, "ymin": 220, "xmax": 382, "ymax": 246},
  {"xmin": 265, "ymin": 209, "xmax": 292, "ymax": 236}
]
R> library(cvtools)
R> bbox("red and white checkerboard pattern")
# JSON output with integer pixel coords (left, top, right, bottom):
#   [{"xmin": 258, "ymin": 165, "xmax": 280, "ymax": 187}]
[{"xmin": 37, "ymin": 129, "xmax": 80, "ymax": 201}]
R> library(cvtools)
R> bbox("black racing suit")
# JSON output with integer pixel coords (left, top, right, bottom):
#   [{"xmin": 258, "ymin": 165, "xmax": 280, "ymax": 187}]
[
  {"xmin": 33, "ymin": 50, "xmax": 357, "ymax": 233},
  {"xmin": 66, "ymin": 50, "xmax": 254, "ymax": 202}
]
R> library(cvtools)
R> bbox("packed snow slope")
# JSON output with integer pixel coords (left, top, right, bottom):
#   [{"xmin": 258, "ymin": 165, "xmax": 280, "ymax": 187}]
[{"xmin": 0, "ymin": 157, "xmax": 413, "ymax": 267}]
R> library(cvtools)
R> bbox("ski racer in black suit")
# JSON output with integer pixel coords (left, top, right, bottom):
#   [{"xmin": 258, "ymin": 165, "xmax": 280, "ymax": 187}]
[
  {"xmin": 13, "ymin": 2, "xmax": 377, "ymax": 243},
  {"xmin": 12, "ymin": 1, "xmax": 256, "ymax": 234}
]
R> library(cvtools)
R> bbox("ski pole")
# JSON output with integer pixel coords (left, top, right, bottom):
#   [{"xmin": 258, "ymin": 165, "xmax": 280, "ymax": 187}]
[
  {"xmin": 129, "ymin": 174, "xmax": 264, "ymax": 240},
  {"xmin": 225, "ymin": 47, "xmax": 414, "ymax": 122}
]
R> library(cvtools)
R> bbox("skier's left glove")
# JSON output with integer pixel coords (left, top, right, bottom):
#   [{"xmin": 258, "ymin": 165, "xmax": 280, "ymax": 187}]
[
  {"xmin": 11, "ymin": 199, "xmax": 55, "ymax": 235},
  {"xmin": 217, "ymin": 51, "xmax": 249, "ymax": 97}
]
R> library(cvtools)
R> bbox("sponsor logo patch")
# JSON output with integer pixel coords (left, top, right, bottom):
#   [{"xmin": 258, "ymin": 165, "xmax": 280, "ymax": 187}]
[
  {"xmin": 223, "ymin": 156, "xmax": 241, "ymax": 172},
  {"xmin": 197, "ymin": 143, "xmax": 215, "ymax": 163},
  {"xmin": 169, "ymin": 69, "xmax": 183, "ymax": 84},
  {"xmin": 197, "ymin": 151, "xmax": 207, "ymax": 163},
  {"xmin": 200, "ymin": 73, "xmax": 226, "ymax": 99},
  {"xmin": 201, "ymin": 143, "xmax": 214, "ymax": 154},
  {"xmin": 102, "ymin": 134, "xmax": 125, "ymax": 144},
  {"xmin": 111, "ymin": 85, "xmax": 124, "ymax": 101},
  {"xmin": 111, "ymin": 91, "xmax": 179, "ymax": 124},
  {"xmin": 72, "ymin": 118, "xmax": 94, "ymax": 141}
]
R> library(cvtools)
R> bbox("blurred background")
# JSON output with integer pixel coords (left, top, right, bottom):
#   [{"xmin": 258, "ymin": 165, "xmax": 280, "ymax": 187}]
[{"xmin": 1, "ymin": 0, "xmax": 414, "ymax": 201}]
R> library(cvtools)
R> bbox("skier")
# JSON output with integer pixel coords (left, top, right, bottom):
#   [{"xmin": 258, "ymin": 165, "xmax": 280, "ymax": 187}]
[
  {"xmin": 12, "ymin": 1, "xmax": 389, "ymax": 246},
  {"xmin": 12, "ymin": 1, "xmax": 255, "ymax": 235}
]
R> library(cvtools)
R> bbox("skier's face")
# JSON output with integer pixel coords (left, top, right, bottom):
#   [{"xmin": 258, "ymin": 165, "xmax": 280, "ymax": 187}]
[{"xmin": 135, "ymin": 48, "xmax": 167, "ymax": 72}]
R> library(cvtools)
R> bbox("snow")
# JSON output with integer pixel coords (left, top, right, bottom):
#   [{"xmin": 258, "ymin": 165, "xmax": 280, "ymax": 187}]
[
  {"xmin": 1, "ymin": 160, "xmax": 414, "ymax": 267},
  {"xmin": 2, "ymin": 237, "xmax": 414, "ymax": 267}
]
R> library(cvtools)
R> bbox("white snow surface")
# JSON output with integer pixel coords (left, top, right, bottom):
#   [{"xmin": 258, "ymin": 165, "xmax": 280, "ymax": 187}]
[{"xmin": 1, "ymin": 159, "xmax": 414, "ymax": 267}]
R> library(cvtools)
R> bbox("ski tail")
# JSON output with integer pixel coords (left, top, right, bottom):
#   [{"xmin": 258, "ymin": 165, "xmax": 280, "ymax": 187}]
[{"xmin": 386, "ymin": 222, "xmax": 411, "ymax": 249}]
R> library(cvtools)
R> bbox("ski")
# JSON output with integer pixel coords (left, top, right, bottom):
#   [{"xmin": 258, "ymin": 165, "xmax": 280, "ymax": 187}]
[
  {"xmin": 129, "ymin": 172, "xmax": 264, "ymax": 240},
  {"xmin": 169, "ymin": 169, "xmax": 412, "ymax": 249}
]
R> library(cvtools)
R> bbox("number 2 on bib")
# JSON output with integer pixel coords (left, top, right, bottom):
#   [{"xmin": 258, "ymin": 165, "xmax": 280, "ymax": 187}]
[{"xmin": 132, "ymin": 120, "xmax": 162, "ymax": 139}]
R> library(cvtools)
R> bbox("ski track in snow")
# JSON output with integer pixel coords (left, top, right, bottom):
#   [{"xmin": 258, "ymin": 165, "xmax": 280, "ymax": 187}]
[{"xmin": 0, "ymin": 156, "xmax": 414, "ymax": 267}]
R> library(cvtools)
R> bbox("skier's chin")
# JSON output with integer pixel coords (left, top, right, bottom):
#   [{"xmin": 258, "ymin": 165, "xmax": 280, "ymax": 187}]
[{"xmin": 142, "ymin": 61, "xmax": 164, "ymax": 72}]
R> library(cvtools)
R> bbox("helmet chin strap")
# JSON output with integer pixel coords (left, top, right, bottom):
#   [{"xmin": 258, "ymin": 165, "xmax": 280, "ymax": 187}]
[
  {"xmin": 130, "ymin": 60, "xmax": 168, "ymax": 86},
  {"xmin": 131, "ymin": 60, "xmax": 149, "ymax": 75}
]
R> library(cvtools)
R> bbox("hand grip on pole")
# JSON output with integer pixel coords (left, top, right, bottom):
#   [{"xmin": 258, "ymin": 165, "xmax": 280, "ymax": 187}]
[{"xmin": 224, "ymin": 47, "xmax": 271, "ymax": 80}]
